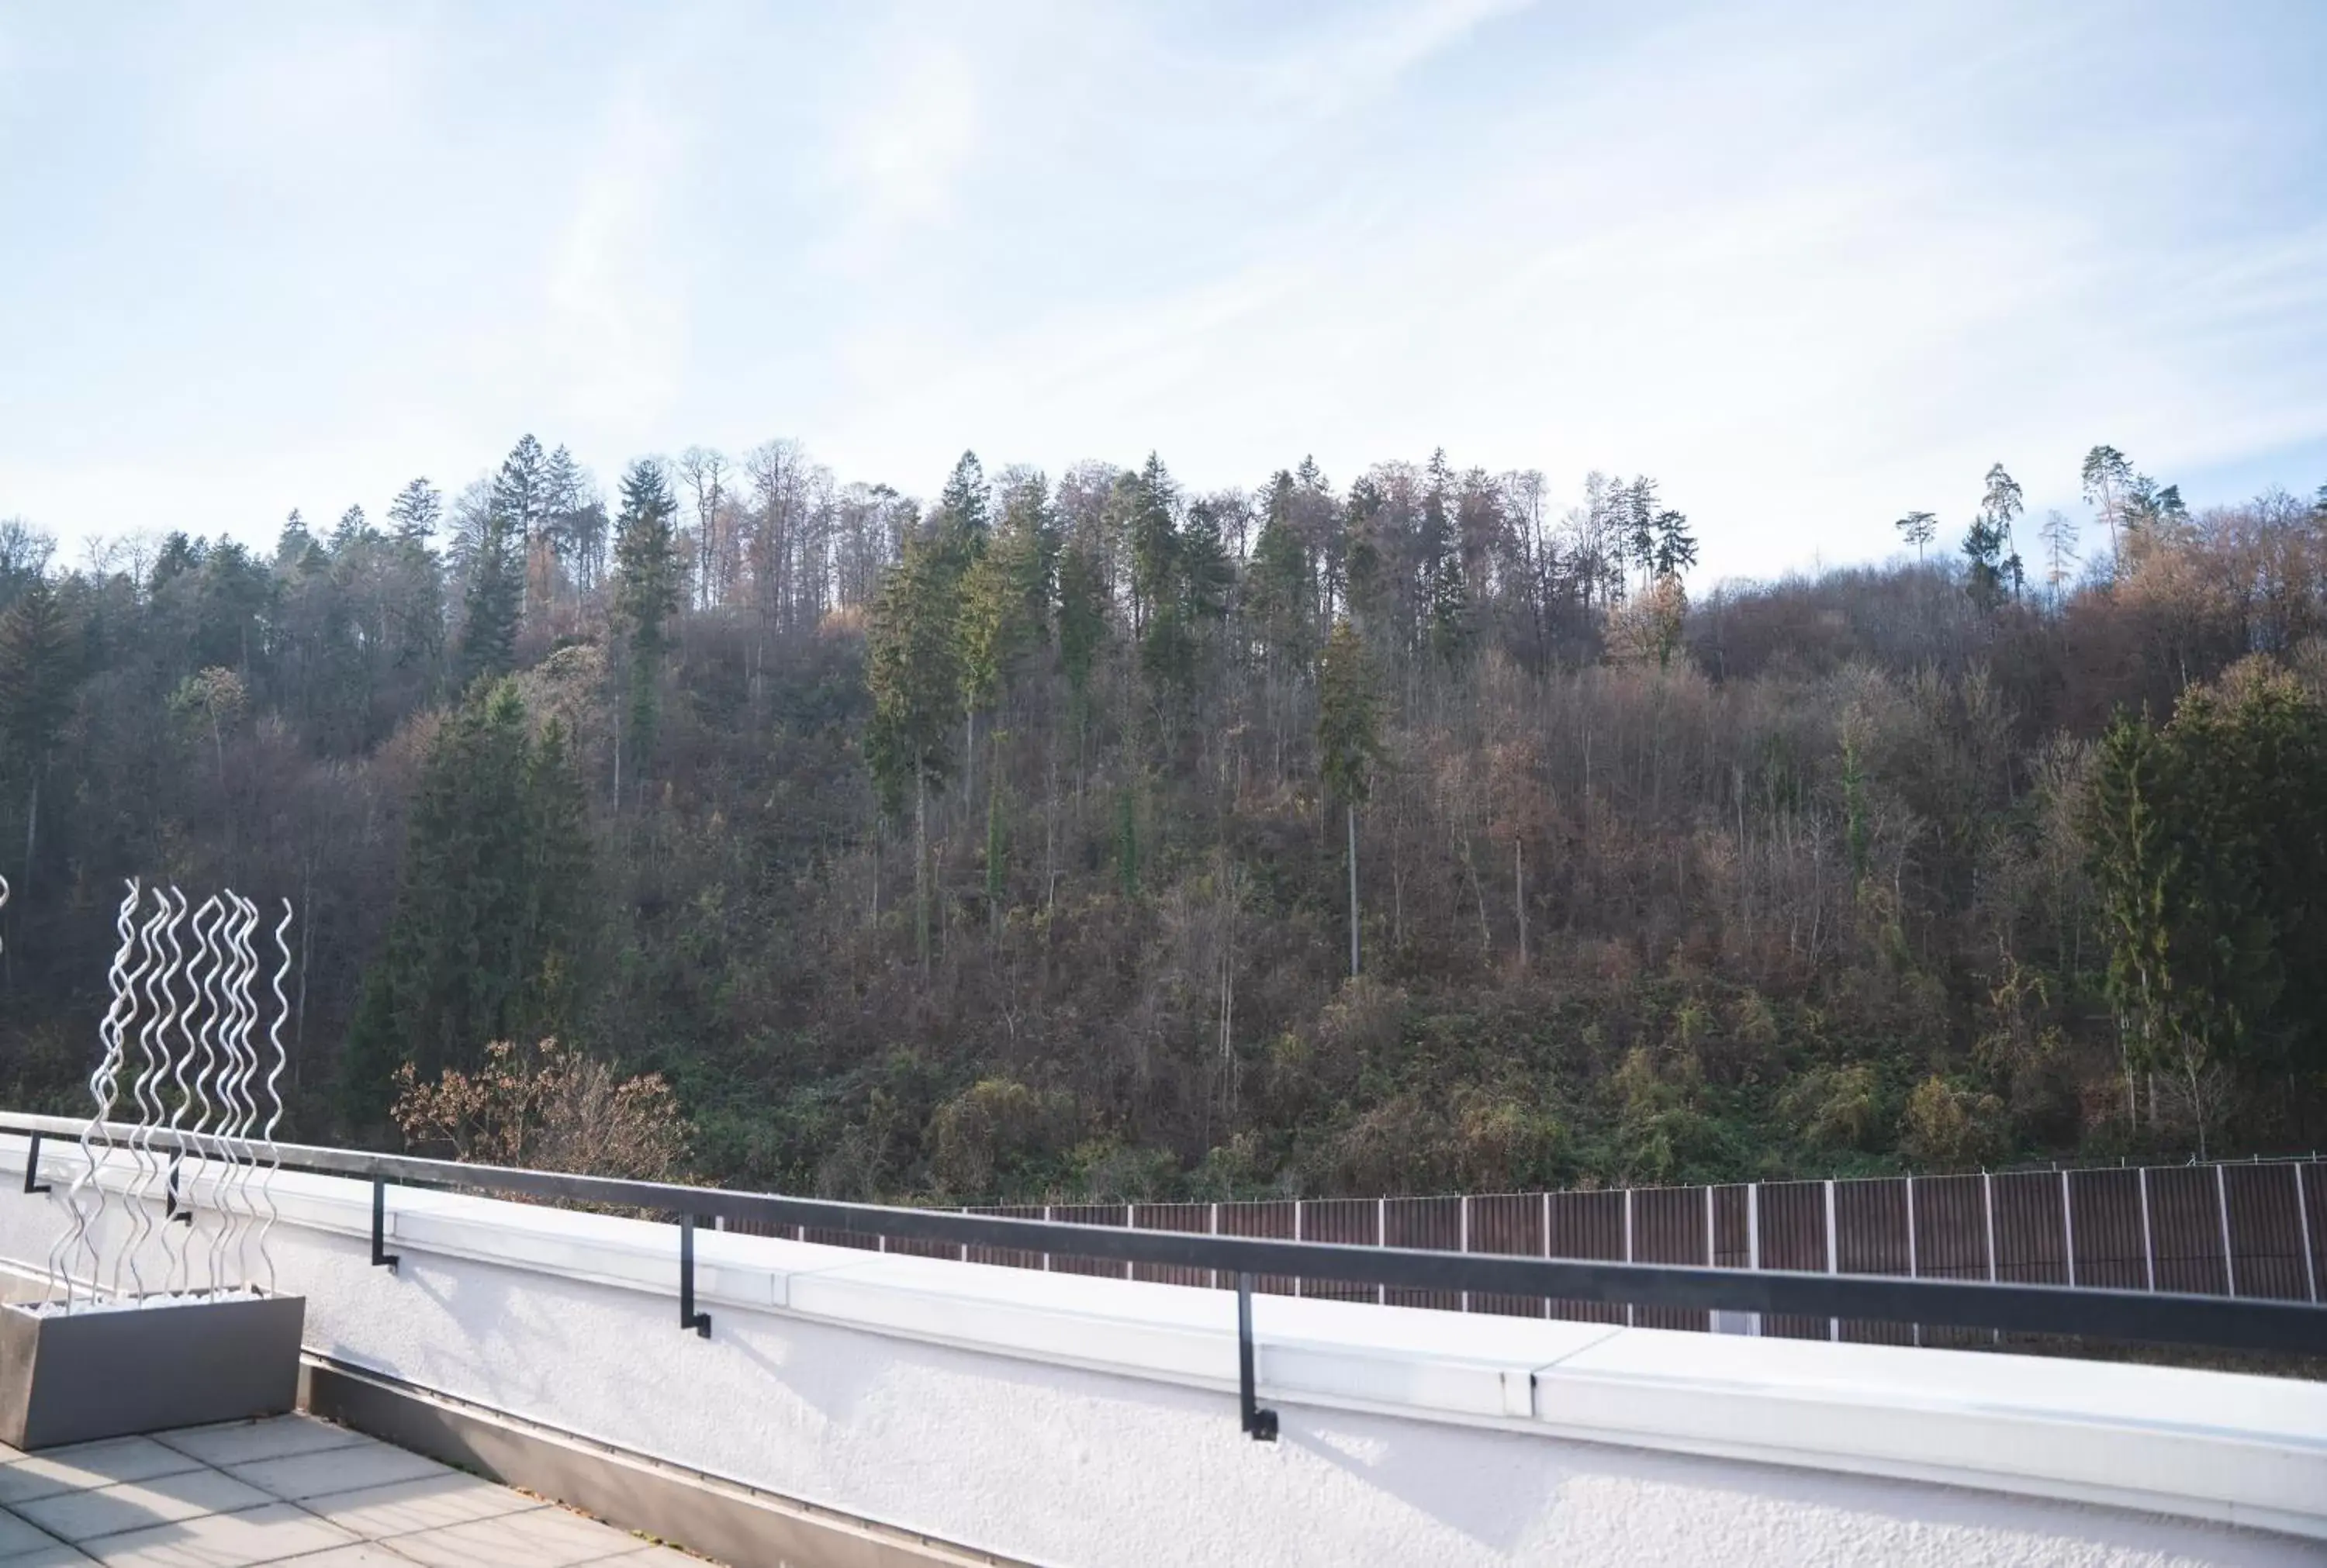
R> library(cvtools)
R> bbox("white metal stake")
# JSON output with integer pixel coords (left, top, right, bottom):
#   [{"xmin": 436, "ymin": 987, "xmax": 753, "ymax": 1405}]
[
  {"xmin": 2296, "ymin": 1164, "xmax": 2318, "ymax": 1304},
  {"xmin": 2216, "ymin": 1166, "xmax": 2237, "ymax": 1297},
  {"xmin": 2060, "ymin": 1169, "xmax": 2076, "ymax": 1289},
  {"xmin": 1703, "ymin": 1185, "xmax": 1717, "ymax": 1335},
  {"xmin": 1460, "ymin": 1194, "xmax": 1471, "ymax": 1314},
  {"xmin": 1210, "ymin": 1201, "xmax": 1221, "ymax": 1291},
  {"xmin": 1125, "ymin": 1202, "xmax": 1135, "ymax": 1282},
  {"xmin": 1538, "ymin": 1190, "xmax": 1549, "ymax": 1319},
  {"xmin": 2139, "ymin": 1167, "xmax": 2156, "ymax": 1292},
  {"xmin": 1378, "ymin": 1196, "xmax": 1388, "ymax": 1306},
  {"xmin": 1983, "ymin": 1170, "xmax": 1998, "ymax": 1344},
  {"xmin": 1824, "ymin": 1179, "xmax": 1839, "ymax": 1342},
  {"xmin": 1622, "ymin": 1189, "xmax": 1634, "ymax": 1328},
  {"xmin": 1904, "ymin": 1175, "xmax": 1918, "ymax": 1348},
  {"xmin": 1746, "ymin": 1182, "xmax": 1762, "ymax": 1337}
]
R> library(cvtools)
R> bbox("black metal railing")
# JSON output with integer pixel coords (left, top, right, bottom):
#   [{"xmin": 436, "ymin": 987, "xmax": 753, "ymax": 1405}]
[{"xmin": 7, "ymin": 1110, "xmax": 2324, "ymax": 1443}]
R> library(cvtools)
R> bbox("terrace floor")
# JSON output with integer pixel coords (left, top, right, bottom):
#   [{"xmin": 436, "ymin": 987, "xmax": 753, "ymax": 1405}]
[{"xmin": 0, "ymin": 1414, "xmax": 705, "ymax": 1567}]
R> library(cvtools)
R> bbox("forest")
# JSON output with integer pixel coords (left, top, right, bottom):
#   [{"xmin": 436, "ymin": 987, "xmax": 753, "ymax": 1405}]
[{"xmin": 2, "ymin": 437, "xmax": 2324, "ymax": 1202}]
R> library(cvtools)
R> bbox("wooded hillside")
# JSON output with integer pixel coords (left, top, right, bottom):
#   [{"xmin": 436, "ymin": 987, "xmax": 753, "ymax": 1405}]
[{"xmin": 2, "ymin": 440, "xmax": 2323, "ymax": 1200}]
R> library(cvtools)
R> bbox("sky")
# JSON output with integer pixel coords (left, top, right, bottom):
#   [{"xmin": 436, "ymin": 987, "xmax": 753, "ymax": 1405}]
[{"xmin": 2, "ymin": 0, "xmax": 2323, "ymax": 582}]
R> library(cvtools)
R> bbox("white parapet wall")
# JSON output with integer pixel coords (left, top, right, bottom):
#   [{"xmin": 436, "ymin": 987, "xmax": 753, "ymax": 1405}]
[{"xmin": 2, "ymin": 1133, "xmax": 2322, "ymax": 1568}]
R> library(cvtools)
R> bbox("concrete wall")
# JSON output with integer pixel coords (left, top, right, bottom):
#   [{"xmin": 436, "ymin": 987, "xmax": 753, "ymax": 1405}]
[{"xmin": 3, "ymin": 1136, "xmax": 2322, "ymax": 1568}]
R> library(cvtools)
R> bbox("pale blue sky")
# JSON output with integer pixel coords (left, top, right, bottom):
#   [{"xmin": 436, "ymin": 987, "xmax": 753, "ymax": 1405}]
[{"xmin": 2, "ymin": 0, "xmax": 2322, "ymax": 580}]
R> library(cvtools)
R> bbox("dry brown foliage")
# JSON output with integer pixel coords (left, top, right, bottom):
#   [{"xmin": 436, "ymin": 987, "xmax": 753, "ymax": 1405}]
[{"xmin": 391, "ymin": 1037, "xmax": 692, "ymax": 1183}]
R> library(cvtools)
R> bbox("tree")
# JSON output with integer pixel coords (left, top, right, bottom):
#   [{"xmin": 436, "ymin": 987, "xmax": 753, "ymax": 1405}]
[
  {"xmin": 2083, "ymin": 662, "xmax": 2327, "ymax": 1152},
  {"xmin": 866, "ymin": 536, "xmax": 964, "ymax": 974},
  {"xmin": 1422, "ymin": 450, "xmax": 1471, "ymax": 665},
  {"xmin": 1650, "ymin": 509, "xmax": 1696, "ymax": 579},
  {"xmin": 2038, "ymin": 509, "xmax": 2080, "ymax": 602},
  {"xmin": 345, "ymin": 680, "xmax": 592, "ymax": 1121},
  {"xmin": 1894, "ymin": 511, "xmax": 1938, "ymax": 560},
  {"xmin": 1317, "ymin": 619, "xmax": 1380, "ymax": 977},
  {"xmin": 387, "ymin": 478, "xmax": 442, "ymax": 545},
  {"xmin": 1962, "ymin": 463, "xmax": 2025, "ymax": 613},
  {"xmin": 393, "ymin": 1038, "xmax": 688, "ymax": 1180},
  {"xmin": 454, "ymin": 509, "xmax": 522, "ymax": 689},
  {"xmin": 2081, "ymin": 445, "xmax": 2133, "ymax": 560},
  {"xmin": 610, "ymin": 458, "xmax": 681, "ymax": 801},
  {"xmin": 0, "ymin": 578, "xmax": 74, "ymax": 910}
]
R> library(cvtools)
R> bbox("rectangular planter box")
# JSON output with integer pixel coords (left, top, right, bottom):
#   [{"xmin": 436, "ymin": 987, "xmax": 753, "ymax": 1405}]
[{"xmin": 0, "ymin": 1293, "xmax": 304, "ymax": 1449}]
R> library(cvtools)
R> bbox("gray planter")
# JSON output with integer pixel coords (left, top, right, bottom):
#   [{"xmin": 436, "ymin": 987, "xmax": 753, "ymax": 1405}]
[{"xmin": 0, "ymin": 1293, "xmax": 304, "ymax": 1449}]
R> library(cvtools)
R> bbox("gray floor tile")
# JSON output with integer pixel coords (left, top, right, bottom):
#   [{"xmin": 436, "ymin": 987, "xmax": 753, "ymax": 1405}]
[
  {"xmin": 268, "ymin": 1551, "xmax": 421, "ymax": 1566},
  {"xmin": 15, "ymin": 1470, "xmax": 273, "ymax": 1547},
  {"xmin": 0, "ymin": 1447, "xmax": 205, "ymax": 1509},
  {"xmin": 0, "ymin": 1544, "xmax": 98, "ymax": 1567},
  {"xmin": 150, "ymin": 1424, "xmax": 365, "ymax": 1473},
  {"xmin": 76, "ymin": 1501, "xmax": 357, "ymax": 1566},
  {"xmin": 0, "ymin": 1508, "xmax": 67, "ymax": 1556},
  {"xmin": 386, "ymin": 1507, "xmax": 650, "ymax": 1568},
  {"xmin": 293, "ymin": 1473, "xmax": 538, "ymax": 1541},
  {"xmin": 220, "ymin": 1447, "xmax": 445, "ymax": 1507}
]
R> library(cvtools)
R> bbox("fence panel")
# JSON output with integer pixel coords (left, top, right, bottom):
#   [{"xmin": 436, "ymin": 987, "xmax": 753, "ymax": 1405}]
[
  {"xmin": 1466, "ymin": 1193, "xmax": 1548, "ymax": 1318},
  {"xmin": 2223, "ymin": 1163, "xmax": 2310, "ymax": 1300},
  {"xmin": 1383, "ymin": 1196, "xmax": 1463, "ymax": 1311},
  {"xmin": 1990, "ymin": 1171, "xmax": 2069, "ymax": 1286},
  {"xmin": 2066, "ymin": 1169, "xmax": 2145, "ymax": 1291},
  {"xmin": 2305, "ymin": 1164, "xmax": 2326, "ymax": 1304},
  {"xmin": 1834, "ymin": 1178, "xmax": 1912, "ymax": 1344},
  {"xmin": 1044, "ymin": 1204, "xmax": 1130, "ymax": 1278},
  {"xmin": 1634, "ymin": 1186, "xmax": 1713, "ymax": 1331},
  {"xmin": 1300, "ymin": 1198, "xmax": 1383, "ymax": 1301},
  {"xmin": 1544, "ymin": 1190, "xmax": 1626, "ymax": 1325},
  {"xmin": 959, "ymin": 1204, "xmax": 1045, "ymax": 1269},
  {"xmin": 1215, "ymin": 1200, "xmax": 1300, "ymax": 1295},
  {"xmin": 2148, "ymin": 1166, "xmax": 2231, "ymax": 1295},
  {"xmin": 1131, "ymin": 1201, "xmax": 1215, "ymax": 1287},
  {"xmin": 1754, "ymin": 1180, "xmax": 1830, "ymax": 1339}
]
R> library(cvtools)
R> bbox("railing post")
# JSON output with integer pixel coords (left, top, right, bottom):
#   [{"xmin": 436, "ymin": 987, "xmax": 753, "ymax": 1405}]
[
  {"xmin": 679, "ymin": 1214, "xmax": 711, "ymax": 1338},
  {"xmin": 1236, "ymin": 1272, "xmax": 1277, "ymax": 1442},
  {"xmin": 2217, "ymin": 1165, "xmax": 2238, "ymax": 1297},
  {"xmin": 1983, "ymin": 1169, "xmax": 1998, "ymax": 1344},
  {"xmin": 1378, "ymin": 1196, "xmax": 1388, "ymax": 1306},
  {"xmin": 22, "ymin": 1130, "xmax": 51, "ymax": 1194},
  {"xmin": 1125, "ymin": 1202, "xmax": 1135, "ymax": 1282},
  {"xmin": 2296, "ymin": 1164, "xmax": 2318, "ymax": 1304},
  {"xmin": 1459, "ymin": 1195, "xmax": 1471, "ymax": 1314},
  {"xmin": 1209, "ymin": 1201, "xmax": 1220, "ymax": 1292},
  {"xmin": 2060, "ymin": 1169, "xmax": 2076, "ymax": 1289},
  {"xmin": 1703, "ymin": 1186, "xmax": 1716, "ymax": 1335},
  {"xmin": 2139, "ymin": 1166, "xmax": 2156, "ymax": 1292},
  {"xmin": 1745, "ymin": 1181, "xmax": 1761, "ymax": 1337},
  {"xmin": 1621, "ymin": 1189, "xmax": 1634, "ymax": 1328},
  {"xmin": 1904, "ymin": 1175, "xmax": 1918, "ymax": 1349},
  {"xmin": 1824, "ymin": 1178, "xmax": 1838, "ymax": 1342},
  {"xmin": 370, "ymin": 1175, "xmax": 399, "ymax": 1273}
]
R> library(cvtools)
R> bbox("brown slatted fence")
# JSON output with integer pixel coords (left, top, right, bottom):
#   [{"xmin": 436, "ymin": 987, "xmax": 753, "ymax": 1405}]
[{"xmin": 1466, "ymin": 1193, "xmax": 1548, "ymax": 1318}]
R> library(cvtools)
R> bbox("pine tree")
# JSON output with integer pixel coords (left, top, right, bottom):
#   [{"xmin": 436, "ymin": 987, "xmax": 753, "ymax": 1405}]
[
  {"xmin": 866, "ymin": 536, "xmax": 965, "ymax": 974},
  {"xmin": 1893, "ymin": 511, "xmax": 1938, "ymax": 560},
  {"xmin": 0, "ymin": 578, "xmax": 76, "ymax": 908},
  {"xmin": 387, "ymin": 478, "xmax": 443, "ymax": 546},
  {"xmin": 611, "ymin": 458, "xmax": 681, "ymax": 800},
  {"xmin": 1317, "ymin": 618, "xmax": 1380, "ymax": 977},
  {"xmin": 344, "ymin": 679, "xmax": 538, "ymax": 1120},
  {"xmin": 2080, "ymin": 445, "xmax": 2133, "ymax": 560},
  {"xmin": 1421, "ymin": 451, "xmax": 1470, "ymax": 665},
  {"xmin": 455, "ymin": 512, "xmax": 522, "ymax": 689}
]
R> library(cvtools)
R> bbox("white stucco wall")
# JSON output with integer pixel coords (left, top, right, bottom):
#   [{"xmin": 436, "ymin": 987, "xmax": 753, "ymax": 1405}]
[{"xmin": 3, "ymin": 1135, "xmax": 2322, "ymax": 1568}]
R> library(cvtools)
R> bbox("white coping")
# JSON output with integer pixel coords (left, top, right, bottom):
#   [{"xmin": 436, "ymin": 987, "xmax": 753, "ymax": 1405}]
[{"xmin": 5, "ymin": 1133, "xmax": 2323, "ymax": 1545}]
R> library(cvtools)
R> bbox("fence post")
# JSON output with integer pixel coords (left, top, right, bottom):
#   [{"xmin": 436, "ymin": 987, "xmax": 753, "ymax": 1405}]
[
  {"xmin": 2139, "ymin": 1166, "xmax": 2156, "ymax": 1292},
  {"xmin": 1982, "ymin": 1170, "xmax": 1997, "ymax": 1344},
  {"xmin": 1904, "ymin": 1174, "xmax": 1918, "ymax": 1349},
  {"xmin": 1125, "ymin": 1201, "xmax": 1135, "ymax": 1281},
  {"xmin": 1359, "ymin": 1200, "xmax": 1378, "ymax": 1303},
  {"xmin": 1824, "ymin": 1178, "xmax": 1838, "ymax": 1342},
  {"xmin": 1459, "ymin": 1194, "xmax": 1472, "ymax": 1314},
  {"xmin": 1294, "ymin": 1199, "xmax": 1305, "ymax": 1299},
  {"xmin": 1622, "ymin": 1189, "xmax": 1634, "ymax": 1328},
  {"xmin": 1209, "ymin": 1200, "xmax": 1221, "ymax": 1292},
  {"xmin": 2059, "ymin": 1168, "xmax": 2076, "ymax": 1289},
  {"xmin": 1042, "ymin": 1204, "xmax": 1053, "ymax": 1273},
  {"xmin": 2297, "ymin": 1165, "xmax": 2318, "ymax": 1304},
  {"xmin": 2216, "ymin": 1165, "xmax": 2237, "ymax": 1297},
  {"xmin": 1746, "ymin": 1182, "xmax": 1762, "ymax": 1337}
]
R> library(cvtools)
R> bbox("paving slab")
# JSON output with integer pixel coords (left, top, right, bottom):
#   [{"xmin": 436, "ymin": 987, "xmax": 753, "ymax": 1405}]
[
  {"xmin": 0, "ymin": 1541, "xmax": 97, "ymax": 1567},
  {"xmin": 13, "ymin": 1470, "xmax": 272, "ymax": 1547},
  {"xmin": 219, "ymin": 1445, "xmax": 446, "ymax": 1507},
  {"xmin": 386, "ymin": 1504, "xmax": 652, "ymax": 1568},
  {"xmin": 292, "ymin": 1473, "xmax": 540, "ymax": 1542},
  {"xmin": 75, "ymin": 1501, "xmax": 358, "ymax": 1567},
  {"xmin": 0, "ymin": 1446, "xmax": 204, "ymax": 1510},
  {"xmin": 151, "ymin": 1423, "xmax": 367, "ymax": 1473}
]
